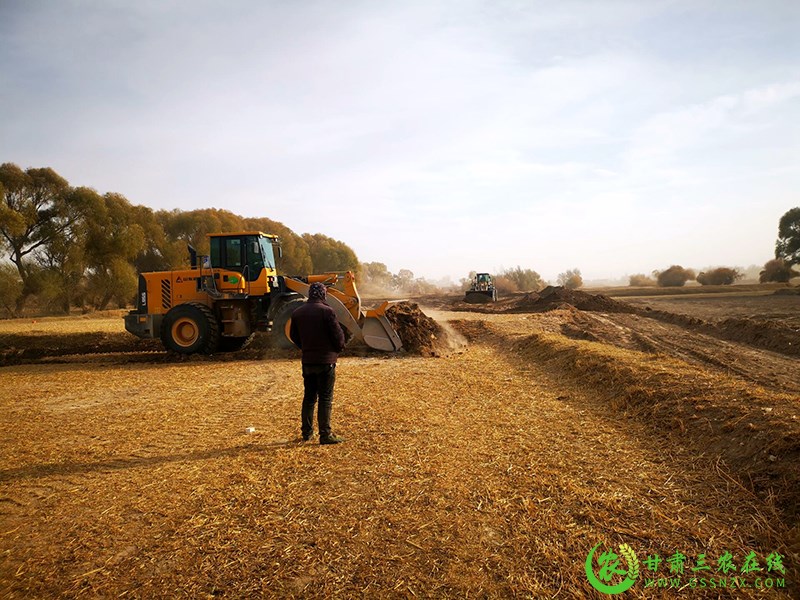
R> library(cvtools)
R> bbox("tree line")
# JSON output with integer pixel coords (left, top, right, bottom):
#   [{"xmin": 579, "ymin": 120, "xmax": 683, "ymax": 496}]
[
  {"xmin": 463, "ymin": 207, "xmax": 800, "ymax": 293},
  {"xmin": 3, "ymin": 162, "xmax": 797, "ymax": 315},
  {"xmin": 0, "ymin": 163, "xmax": 361, "ymax": 316},
  {"xmin": 627, "ymin": 208, "xmax": 800, "ymax": 287}
]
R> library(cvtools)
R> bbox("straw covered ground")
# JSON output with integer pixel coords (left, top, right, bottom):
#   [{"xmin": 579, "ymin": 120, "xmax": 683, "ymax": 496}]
[{"xmin": 1, "ymin": 294, "xmax": 799, "ymax": 598}]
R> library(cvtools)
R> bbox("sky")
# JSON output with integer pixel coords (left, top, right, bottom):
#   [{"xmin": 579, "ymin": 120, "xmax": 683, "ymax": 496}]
[{"xmin": 1, "ymin": 0, "xmax": 799, "ymax": 283}]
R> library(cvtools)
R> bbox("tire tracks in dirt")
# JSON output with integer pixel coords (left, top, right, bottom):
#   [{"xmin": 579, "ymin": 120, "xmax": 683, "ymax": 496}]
[
  {"xmin": 594, "ymin": 312, "xmax": 800, "ymax": 394},
  {"xmin": 448, "ymin": 314, "xmax": 800, "ymax": 557}
]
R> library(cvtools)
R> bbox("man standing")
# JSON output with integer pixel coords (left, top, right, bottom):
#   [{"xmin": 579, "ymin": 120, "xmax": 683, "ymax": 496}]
[{"xmin": 289, "ymin": 282, "xmax": 347, "ymax": 445}]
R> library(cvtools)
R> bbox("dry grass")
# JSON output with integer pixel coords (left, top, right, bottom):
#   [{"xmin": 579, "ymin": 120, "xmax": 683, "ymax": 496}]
[
  {"xmin": 592, "ymin": 283, "xmax": 795, "ymax": 298},
  {"xmin": 1, "ymin": 337, "xmax": 797, "ymax": 597},
  {"xmin": 490, "ymin": 322, "xmax": 800, "ymax": 513},
  {"xmin": 0, "ymin": 310, "xmax": 129, "ymax": 335}
]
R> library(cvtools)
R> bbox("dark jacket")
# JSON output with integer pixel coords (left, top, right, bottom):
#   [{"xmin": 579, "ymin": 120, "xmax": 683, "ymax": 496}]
[{"xmin": 289, "ymin": 299, "xmax": 346, "ymax": 364}]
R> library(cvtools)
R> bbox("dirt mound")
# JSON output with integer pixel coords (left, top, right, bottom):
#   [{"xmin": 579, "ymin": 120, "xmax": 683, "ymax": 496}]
[
  {"xmin": 0, "ymin": 332, "xmax": 162, "ymax": 365},
  {"xmin": 503, "ymin": 328, "xmax": 800, "ymax": 524},
  {"xmin": 452, "ymin": 286, "xmax": 635, "ymax": 314},
  {"xmin": 0, "ymin": 331, "xmax": 290, "ymax": 366},
  {"xmin": 449, "ymin": 295, "xmax": 526, "ymax": 313},
  {"xmin": 773, "ymin": 287, "xmax": 800, "ymax": 295},
  {"xmin": 385, "ymin": 302, "xmax": 449, "ymax": 356},
  {"xmin": 449, "ymin": 285, "xmax": 635, "ymax": 314},
  {"xmin": 484, "ymin": 285, "xmax": 634, "ymax": 313},
  {"xmin": 718, "ymin": 317, "xmax": 800, "ymax": 356},
  {"xmin": 532, "ymin": 286, "xmax": 635, "ymax": 312},
  {"xmin": 637, "ymin": 308, "xmax": 800, "ymax": 357}
]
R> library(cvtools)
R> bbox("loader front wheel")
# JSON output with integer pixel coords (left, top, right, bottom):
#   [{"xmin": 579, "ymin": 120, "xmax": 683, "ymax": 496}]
[
  {"xmin": 271, "ymin": 299, "xmax": 305, "ymax": 349},
  {"xmin": 161, "ymin": 303, "xmax": 220, "ymax": 354}
]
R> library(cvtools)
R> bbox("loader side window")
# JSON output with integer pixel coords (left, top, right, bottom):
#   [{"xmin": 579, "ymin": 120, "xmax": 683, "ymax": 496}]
[
  {"xmin": 210, "ymin": 238, "xmax": 221, "ymax": 268},
  {"xmin": 225, "ymin": 239, "xmax": 242, "ymax": 268}
]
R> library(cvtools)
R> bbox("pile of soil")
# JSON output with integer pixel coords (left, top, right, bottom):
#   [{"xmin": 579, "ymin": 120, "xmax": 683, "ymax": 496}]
[
  {"xmin": 0, "ymin": 331, "xmax": 283, "ymax": 366},
  {"xmin": 536, "ymin": 286, "xmax": 634, "ymax": 312},
  {"xmin": 452, "ymin": 286, "xmax": 635, "ymax": 314},
  {"xmin": 385, "ymin": 302, "xmax": 447, "ymax": 356},
  {"xmin": 773, "ymin": 287, "xmax": 800, "ymax": 295},
  {"xmin": 0, "ymin": 332, "xmax": 162, "ymax": 366}
]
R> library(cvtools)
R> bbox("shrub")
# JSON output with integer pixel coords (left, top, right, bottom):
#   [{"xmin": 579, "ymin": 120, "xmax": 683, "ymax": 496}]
[
  {"xmin": 629, "ymin": 274, "xmax": 656, "ymax": 287},
  {"xmin": 493, "ymin": 276, "xmax": 518, "ymax": 294},
  {"xmin": 759, "ymin": 258, "xmax": 800, "ymax": 283},
  {"xmin": 696, "ymin": 267, "xmax": 743, "ymax": 286},
  {"xmin": 557, "ymin": 269, "xmax": 583, "ymax": 289},
  {"xmin": 655, "ymin": 265, "xmax": 696, "ymax": 287},
  {"xmin": 500, "ymin": 266, "xmax": 544, "ymax": 291}
]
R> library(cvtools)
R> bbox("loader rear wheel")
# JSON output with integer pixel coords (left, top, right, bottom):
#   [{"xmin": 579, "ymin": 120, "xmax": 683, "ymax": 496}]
[
  {"xmin": 272, "ymin": 299, "xmax": 305, "ymax": 349},
  {"xmin": 161, "ymin": 303, "xmax": 220, "ymax": 354}
]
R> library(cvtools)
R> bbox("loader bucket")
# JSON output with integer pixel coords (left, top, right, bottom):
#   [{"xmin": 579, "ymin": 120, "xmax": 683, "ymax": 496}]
[
  {"xmin": 282, "ymin": 278, "xmax": 364, "ymax": 341},
  {"xmin": 283, "ymin": 275, "xmax": 403, "ymax": 351},
  {"xmin": 324, "ymin": 293, "xmax": 363, "ymax": 341},
  {"xmin": 464, "ymin": 290, "xmax": 495, "ymax": 304},
  {"xmin": 362, "ymin": 302, "xmax": 403, "ymax": 351}
]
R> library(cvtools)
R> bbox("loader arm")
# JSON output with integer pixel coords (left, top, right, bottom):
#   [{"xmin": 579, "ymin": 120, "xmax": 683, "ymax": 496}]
[
  {"xmin": 283, "ymin": 276, "xmax": 363, "ymax": 341},
  {"xmin": 283, "ymin": 272, "xmax": 403, "ymax": 352}
]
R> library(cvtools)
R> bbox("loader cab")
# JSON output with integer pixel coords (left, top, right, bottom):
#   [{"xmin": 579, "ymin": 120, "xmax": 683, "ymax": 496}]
[
  {"xmin": 475, "ymin": 272, "xmax": 492, "ymax": 291},
  {"xmin": 208, "ymin": 232, "xmax": 279, "ymax": 292}
]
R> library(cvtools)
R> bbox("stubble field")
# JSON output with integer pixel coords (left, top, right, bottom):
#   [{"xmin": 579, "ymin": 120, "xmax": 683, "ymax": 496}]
[{"xmin": 1, "ymin": 287, "xmax": 799, "ymax": 598}]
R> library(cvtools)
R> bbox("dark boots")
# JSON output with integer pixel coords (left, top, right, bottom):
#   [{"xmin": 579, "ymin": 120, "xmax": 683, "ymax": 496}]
[{"xmin": 301, "ymin": 402, "xmax": 344, "ymax": 444}]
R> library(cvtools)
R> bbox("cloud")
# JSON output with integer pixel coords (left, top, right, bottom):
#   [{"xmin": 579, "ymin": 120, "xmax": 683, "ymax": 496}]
[
  {"xmin": 1, "ymin": 1, "xmax": 798, "ymax": 280},
  {"xmin": 626, "ymin": 81, "xmax": 800, "ymax": 177}
]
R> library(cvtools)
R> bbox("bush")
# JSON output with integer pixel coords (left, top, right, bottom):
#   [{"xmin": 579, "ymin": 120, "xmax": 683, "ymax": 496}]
[
  {"xmin": 493, "ymin": 275, "xmax": 518, "ymax": 294},
  {"xmin": 500, "ymin": 266, "xmax": 544, "ymax": 292},
  {"xmin": 655, "ymin": 265, "xmax": 696, "ymax": 287},
  {"xmin": 557, "ymin": 268, "xmax": 583, "ymax": 289},
  {"xmin": 696, "ymin": 267, "xmax": 743, "ymax": 286},
  {"xmin": 629, "ymin": 274, "xmax": 656, "ymax": 286},
  {"xmin": 759, "ymin": 259, "xmax": 800, "ymax": 283}
]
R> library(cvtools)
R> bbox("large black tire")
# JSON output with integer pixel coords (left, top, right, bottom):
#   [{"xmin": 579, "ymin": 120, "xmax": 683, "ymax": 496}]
[
  {"xmin": 218, "ymin": 334, "xmax": 254, "ymax": 352},
  {"xmin": 271, "ymin": 299, "xmax": 305, "ymax": 349},
  {"xmin": 161, "ymin": 302, "xmax": 220, "ymax": 354}
]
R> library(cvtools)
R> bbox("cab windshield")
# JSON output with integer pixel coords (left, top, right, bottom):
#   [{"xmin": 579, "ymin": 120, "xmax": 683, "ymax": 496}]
[{"xmin": 257, "ymin": 236, "xmax": 276, "ymax": 271}]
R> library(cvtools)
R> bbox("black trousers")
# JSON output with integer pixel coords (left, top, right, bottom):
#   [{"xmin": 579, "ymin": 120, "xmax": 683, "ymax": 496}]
[{"xmin": 301, "ymin": 364, "xmax": 336, "ymax": 439}]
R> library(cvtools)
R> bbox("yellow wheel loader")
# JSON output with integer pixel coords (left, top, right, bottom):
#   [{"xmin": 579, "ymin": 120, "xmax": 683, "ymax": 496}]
[
  {"xmin": 124, "ymin": 231, "xmax": 402, "ymax": 354},
  {"xmin": 464, "ymin": 272, "xmax": 497, "ymax": 303}
]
